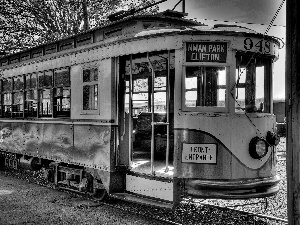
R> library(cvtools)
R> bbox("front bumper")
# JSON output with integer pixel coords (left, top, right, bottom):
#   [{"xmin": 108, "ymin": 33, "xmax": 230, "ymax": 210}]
[{"xmin": 185, "ymin": 175, "xmax": 281, "ymax": 199}]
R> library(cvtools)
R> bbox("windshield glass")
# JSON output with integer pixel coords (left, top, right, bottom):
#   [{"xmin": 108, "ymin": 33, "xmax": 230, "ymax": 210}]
[
  {"xmin": 235, "ymin": 53, "xmax": 272, "ymax": 113},
  {"xmin": 184, "ymin": 66, "xmax": 226, "ymax": 108}
]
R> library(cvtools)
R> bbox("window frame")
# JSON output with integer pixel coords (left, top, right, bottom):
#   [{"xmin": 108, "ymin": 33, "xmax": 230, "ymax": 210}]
[
  {"xmin": 182, "ymin": 62, "xmax": 229, "ymax": 113},
  {"xmin": 12, "ymin": 75, "xmax": 25, "ymax": 118},
  {"xmin": 24, "ymin": 73, "xmax": 38, "ymax": 118},
  {"xmin": 38, "ymin": 70, "xmax": 53, "ymax": 117},
  {"xmin": 53, "ymin": 67, "xmax": 71, "ymax": 118},
  {"xmin": 0, "ymin": 67, "xmax": 71, "ymax": 119},
  {"xmin": 234, "ymin": 52, "xmax": 273, "ymax": 114},
  {"xmin": 1, "ymin": 77, "xmax": 13, "ymax": 117},
  {"xmin": 81, "ymin": 66, "xmax": 99, "ymax": 115}
]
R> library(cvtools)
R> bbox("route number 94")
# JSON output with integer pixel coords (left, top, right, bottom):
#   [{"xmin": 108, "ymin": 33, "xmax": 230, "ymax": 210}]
[{"xmin": 244, "ymin": 38, "xmax": 271, "ymax": 54}]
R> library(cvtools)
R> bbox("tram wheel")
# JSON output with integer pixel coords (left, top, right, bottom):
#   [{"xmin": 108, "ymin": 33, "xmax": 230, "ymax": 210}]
[
  {"xmin": 93, "ymin": 179, "xmax": 108, "ymax": 201},
  {"xmin": 93, "ymin": 188, "xmax": 108, "ymax": 200}
]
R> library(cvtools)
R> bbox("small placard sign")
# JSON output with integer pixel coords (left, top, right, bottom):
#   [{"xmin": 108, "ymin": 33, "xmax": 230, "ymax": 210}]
[
  {"xmin": 186, "ymin": 42, "xmax": 227, "ymax": 63},
  {"xmin": 182, "ymin": 143, "xmax": 217, "ymax": 164}
]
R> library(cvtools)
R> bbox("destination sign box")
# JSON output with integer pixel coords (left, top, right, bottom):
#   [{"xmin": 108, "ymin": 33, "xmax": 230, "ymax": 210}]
[
  {"xmin": 182, "ymin": 143, "xmax": 217, "ymax": 164},
  {"xmin": 186, "ymin": 42, "xmax": 227, "ymax": 63}
]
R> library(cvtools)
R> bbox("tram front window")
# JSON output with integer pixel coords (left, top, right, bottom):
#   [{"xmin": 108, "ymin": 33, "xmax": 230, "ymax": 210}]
[
  {"xmin": 184, "ymin": 66, "xmax": 226, "ymax": 108},
  {"xmin": 235, "ymin": 53, "xmax": 272, "ymax": 113}
]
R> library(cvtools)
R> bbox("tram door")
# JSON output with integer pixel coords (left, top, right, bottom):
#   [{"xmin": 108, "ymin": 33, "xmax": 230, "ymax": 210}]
[{"xmin": 118, "ymin": 51, "xmax": 174, "ymax": 176}]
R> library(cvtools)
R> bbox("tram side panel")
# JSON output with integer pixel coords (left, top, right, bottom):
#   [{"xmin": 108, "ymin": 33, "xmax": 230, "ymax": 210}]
[
  {"xmin": 0, "ymin": 120, "xmax": 121, "ymax": 191},
  {"xmin": 0, "ymin": 56, "xmax": 122, "ymax": 193},
  {"xmin": 0, "ymin": 122, "xmax": 111, "ymax": 169},
  {"xmin": 70, "ymin": 58, "xmax": 122, "ymax": 193}
]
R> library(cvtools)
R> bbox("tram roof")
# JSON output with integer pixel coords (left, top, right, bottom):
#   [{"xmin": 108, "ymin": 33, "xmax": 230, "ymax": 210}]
[
  {"xmin": 134, "ymin": 23, "xmax": 279, "ymax": 41},
  {"xmin": 135, "ymin": 24, "xmax": 258, "ymax": 36}
]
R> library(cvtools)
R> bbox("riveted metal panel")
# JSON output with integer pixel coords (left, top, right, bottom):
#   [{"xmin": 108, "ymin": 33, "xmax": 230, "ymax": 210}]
[
  {"xmin": 88, "ymin": 48, "xmax": 98, "ymax": 62},
  {"xmin": 38, "ymin": 123, "xmax": 74, "ymax": 162},
  {"xmin": 0, "ymin": 122, "xmax": 74, "ymax": 161},
  {"xmin": 70, "ymin": 52, "xmax": 78, "ymax": 65},
  {"xmin": 0, "ymin": 121, "xmax": 113, "ymax": 171},
  {"xmin": 0, "ymin": 122, "xmax": 21, "ymax": 153},
  {"xmin": 73, "ymin": 124, "xmax": 111, "ymax": 170}
]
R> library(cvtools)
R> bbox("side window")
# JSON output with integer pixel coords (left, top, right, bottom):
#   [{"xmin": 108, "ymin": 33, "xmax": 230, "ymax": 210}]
[
  {"xmin": 12, "ymin": 75, "xmax": 24, "ymax": 117},
  {"xmin": 38, "ymin": 70, "xmax": 53, "ymax": 117},
  {"xmin": 1, "ymin": 78, "xmax": 12, "ymax": 117},
  {"xmin": 25, "ymin": 73, "xmax": 38, "ymax": 117},
  {"xmin": 0, "ymin": 67, "xmax": 71, "ymax": 119},
  {"xmin": 54, "ymin": 67, "xmax": 70, "ymax": 117},
  {"xmin": 82, "ymin": 68, "xmax": 98, "ymax": 113},
  {"xmin": 235, "ymin": 53, "xmax": 272, "ymax": 113}
]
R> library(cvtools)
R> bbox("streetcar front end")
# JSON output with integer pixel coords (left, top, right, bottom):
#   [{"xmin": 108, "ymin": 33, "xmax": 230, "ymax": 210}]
[{"xmin": 173, "ymin": 32, "xmax": 281, "ymax": 201}]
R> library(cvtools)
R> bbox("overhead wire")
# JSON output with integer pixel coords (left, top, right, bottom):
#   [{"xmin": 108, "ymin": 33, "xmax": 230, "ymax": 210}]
[
  {"xmin": 198, "ymin": 17, "xmax": 286, "ymax": 49},
  {"xmin": 199, "ymin": 18, "xmax": 286, "ymax": 28},
  {"xmin": 264, "ymin": 0, "xmax": 286, "ymax": 35}
]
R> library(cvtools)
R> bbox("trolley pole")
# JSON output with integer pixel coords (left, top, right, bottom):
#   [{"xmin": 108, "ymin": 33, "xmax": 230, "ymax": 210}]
[
  {"xmin": 182, "ymin": 0, "xmax": 185, "ymax": 13},
  {"xmin": 286, "ymin": 0, "xmax": 300, "ymax": 224}
]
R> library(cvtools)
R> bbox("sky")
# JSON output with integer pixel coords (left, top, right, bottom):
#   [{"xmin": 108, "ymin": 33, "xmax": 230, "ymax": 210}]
[{"xmin": 158, "ymin": 0, "xmax": 286, "ymax": 100}]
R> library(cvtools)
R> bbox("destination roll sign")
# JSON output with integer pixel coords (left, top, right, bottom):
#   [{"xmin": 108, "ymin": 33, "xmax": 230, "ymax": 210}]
[{"xmin": 186, "ymin": 42, "xmax": 227, "ymax": 63}]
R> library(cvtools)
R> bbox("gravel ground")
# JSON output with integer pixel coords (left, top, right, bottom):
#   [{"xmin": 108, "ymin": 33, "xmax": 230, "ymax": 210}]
[
  {"xmin": 0, "ymin": 138, "xmax": 287, "ymax": 225},
  {"xmin": 0, "ymin": 171, "xmax": 169, "ymax": 225},
  {"xmin": 0, "ymin": 169, "xmax": 269, "ymax": 225}
]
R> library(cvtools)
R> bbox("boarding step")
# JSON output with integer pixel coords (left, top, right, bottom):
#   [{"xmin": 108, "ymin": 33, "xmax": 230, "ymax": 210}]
[
  {"xmin": 126, "ymin": 173, "xmax": 173, "ymax": 202},
  {"xmin": 111, "ymin": 192, "xmax": 173, "ymax": 209}
]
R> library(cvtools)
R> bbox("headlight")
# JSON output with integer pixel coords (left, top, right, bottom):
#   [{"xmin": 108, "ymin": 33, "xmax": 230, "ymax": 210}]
[{"xmin": 249, "ymin": 137, "xmax": 268, "ymax": 159}]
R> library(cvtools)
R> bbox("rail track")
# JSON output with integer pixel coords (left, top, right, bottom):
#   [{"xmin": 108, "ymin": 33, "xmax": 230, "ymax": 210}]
[
  {"xmin": 45, "ymin": 188, "xmax": 290, "ymax": 224},
  {"xmin": 85, "ymin": 195, "xmax": 289, "ymax": 225},
  {"xmin": 196, "ymin": 200, "xmax": 288, "ymax": 224}
]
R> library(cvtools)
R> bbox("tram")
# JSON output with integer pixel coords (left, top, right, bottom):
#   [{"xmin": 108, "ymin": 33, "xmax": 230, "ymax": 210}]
[{"xmin": 0, "ymin": 10, "xmax": 280, "ymax": 208}]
